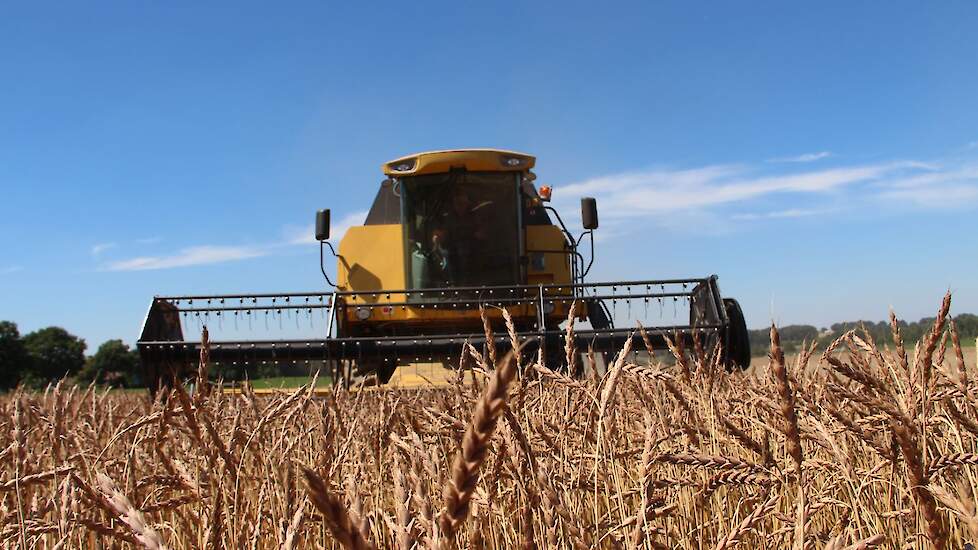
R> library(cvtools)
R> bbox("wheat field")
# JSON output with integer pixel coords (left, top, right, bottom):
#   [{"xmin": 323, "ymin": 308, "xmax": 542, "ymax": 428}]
[{"xmin": 3, "ymin": 293, "xmax": 978, "ymax": 549}]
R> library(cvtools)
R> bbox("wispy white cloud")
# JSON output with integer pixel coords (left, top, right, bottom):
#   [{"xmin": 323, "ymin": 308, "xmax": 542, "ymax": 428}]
[
  {"xmin": 560, "ymin": 165, "xmax": 743, "ymax": 198},
  {"xmin": 553, "ymin": 155, "xmax": 978, "ymax": 237},
  {"xmin": 104, "ymin": 245, "xmax": 266, "ymax": 271},
  {"xmin": 767, "ymin": 151, "xmax": 833, "ymax": 163},
  {"xmin": 557, "ymin": 162, "xmax": 917, "ymax": 217},
  {"xmin": 874, "ymin": 165, "xmax": 978, "ymax": 207},
  {"xmin": 91, "ymin": 242, "xmax": 117, "ymax": 256},
  {"xmin": 880, "ymin": 166, "xmax": 978, "ymax": 189},
  {"xmin": 104, "ymin": 210, "xmax": 367, "ymax": 271},
  {"xmin": 0, "ymin": 265, "xmax": 23, "ymax": 275},
  {"xmin": 879, "ymin": 184, "xmax": 978, "ymax": 207}
]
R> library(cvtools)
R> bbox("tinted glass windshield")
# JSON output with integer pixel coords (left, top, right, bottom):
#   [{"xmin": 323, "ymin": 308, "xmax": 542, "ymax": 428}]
[{"xmin": 403, "ymin": 172, "xmax": 519, "ymax": 289}]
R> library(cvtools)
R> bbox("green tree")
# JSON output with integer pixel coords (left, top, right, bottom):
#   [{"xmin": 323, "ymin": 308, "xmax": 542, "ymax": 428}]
[
  {"xmin": 22, "ymin": 327, "xmax": 86, "ymax": 385},
  {"xmin": 79, "ymin": 339, "xmax": 140, "ymax": 386},
  {"xmin": 953, "ymin": 314, "xmax": 978, "ymax": 341},
  {"xmin": 0, "ymin": 321, "xmax": 28, "ymax": 389}
]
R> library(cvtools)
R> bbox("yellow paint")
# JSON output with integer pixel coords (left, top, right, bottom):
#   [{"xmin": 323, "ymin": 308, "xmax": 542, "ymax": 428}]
[
  {"xmin": 334, "ymin": 222, "xmax": 576, "ymax": 327},
  {"xmin": 334, "ymin": 157, "xmax": 576, "ymax": 329},
  {"xmin": 336, "ymin": 224, "xmax": 406, "ymax": 295},
  {"xmin": 526, "ymin": 225, "xmax": 571, "ymax": 286},
  {"xmin": 383, "ymin": 149, "xmax": 535, "ymax": 177},
  {"xmin": 387, "ymin": 362, "xmax": 459, "ymax": 388}
]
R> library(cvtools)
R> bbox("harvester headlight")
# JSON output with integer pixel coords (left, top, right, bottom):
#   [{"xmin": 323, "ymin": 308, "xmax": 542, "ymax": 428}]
[
  {"xmin": 388, "ymin": 158, "xmax": 416, "ymax": 173},
  {"xmin": 538, "ymin": 185, "xmax": 552, "ymax": 202},
  {"xmin": 356, "ymin": 307, "xmax": 371, "ymax": 320},
  {"xmin": 501, "ymin": 156, "xmax": 525, "ymax": 167}
]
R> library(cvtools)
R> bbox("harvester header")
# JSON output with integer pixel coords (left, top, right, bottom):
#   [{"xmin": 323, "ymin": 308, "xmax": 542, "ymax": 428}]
[{"xmin": 137, "ymin": 148, "xmax": 750, "ymax": 390}]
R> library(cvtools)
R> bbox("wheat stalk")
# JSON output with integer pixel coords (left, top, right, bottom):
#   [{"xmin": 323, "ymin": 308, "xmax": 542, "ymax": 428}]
[
  {"xmin": 770, "ymin": 325, "xmax": 805, "ymax": 550},
  {"xmin": 95, "ymin": 473, "xmax": 168, "ymax": 550},
  {"xmin": 302, "ymin": 466, "xmax": 377, "ymax": 550},
  {"xmin": 713, "ymin": 490, "xmax": 778, "ymax": 550},
  {"xmin": 5, "ymin": 293, "xmax": 978, "ymax": 549},
  {"xmin": 439, "ymin": 349, "xmax": 520, "ymax": 542}
]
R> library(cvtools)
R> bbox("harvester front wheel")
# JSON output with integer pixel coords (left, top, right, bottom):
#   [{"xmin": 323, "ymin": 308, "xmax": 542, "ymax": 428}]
[
  {"xmin": 722, "ymin": 298, "xmax": 751, "ymax": 370},
  {"xmin": 377, "ymin": 362, "xmax": 397, "ymax": 384},
  {"xmin": 348, "ymin": 360, "xmax": 397, "ymax": 386}
]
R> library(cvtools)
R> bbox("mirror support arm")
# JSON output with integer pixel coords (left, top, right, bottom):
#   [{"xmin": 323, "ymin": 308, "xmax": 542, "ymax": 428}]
[
  {"xmin": 319, "ymin": 241, "xmax": 338, "ymax": 288},
  {"xmin": 578, "ymin": 230, "xmax": 595, "ymax": 278},
  {"xmin": 542, "ymin": 205, "xmax": 577, "ymax": 248}
]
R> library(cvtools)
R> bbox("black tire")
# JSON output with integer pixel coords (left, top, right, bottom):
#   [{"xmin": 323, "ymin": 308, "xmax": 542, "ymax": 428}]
[
  {"xmin": 722, "ymin": 298, "xmax": 751, "ymax": 370},
  {"xmin": 144, "ymin": 360, "xmax": 178, "ymax": 397},
  {"xmin": 586, "ymin": 299, "xmax": 613, "ymax": 330},
  {"xmin": 347, "ymin": 359, "xmax": 396, "ymax": 386},
  {"xmin": 377, "ymin": 361, "xmax": 397, "ymax": 384}
]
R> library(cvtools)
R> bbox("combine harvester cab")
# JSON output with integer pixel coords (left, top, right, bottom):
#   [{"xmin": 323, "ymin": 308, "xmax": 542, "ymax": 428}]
[{"xmin": 137, "ymin": 149, "xmax": 750, "ymax": 391}]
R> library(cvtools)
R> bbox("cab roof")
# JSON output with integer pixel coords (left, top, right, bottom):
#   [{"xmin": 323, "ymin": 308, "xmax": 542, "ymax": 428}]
[{"xmin": 382, "ymin": 149, "xmax": 536, "ymax": 177}]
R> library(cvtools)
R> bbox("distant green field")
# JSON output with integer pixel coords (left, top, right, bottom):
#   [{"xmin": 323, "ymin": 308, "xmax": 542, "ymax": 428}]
[{"xmin": 245, "ymin": 376, "xmax": 332, "ymax": 390}]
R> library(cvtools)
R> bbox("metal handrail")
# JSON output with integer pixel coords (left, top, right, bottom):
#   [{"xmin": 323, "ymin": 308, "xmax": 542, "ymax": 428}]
[
  {"xmin": 158, "ymin": 290, "xmax": 700, "ymax": 315},
  {"xmin": 137, "ymin": 323, "xmax": 724, "ymax": 349},
  {"xmin": 172, "ymin": 304, "xmax": 333, "ymax": 313},
  {"xmin": 153, "ymin": 277, "xmax": 712, "ymax": 302}
]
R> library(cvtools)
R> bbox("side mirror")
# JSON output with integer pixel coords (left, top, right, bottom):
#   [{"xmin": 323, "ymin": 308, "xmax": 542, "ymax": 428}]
[
  {"xmin": 581, "ymin": 197, "xmax": 599, "ymax": 230},
  {"xmin": 315, "ymin": 209, "xmax": 330, "ymax": 241}
]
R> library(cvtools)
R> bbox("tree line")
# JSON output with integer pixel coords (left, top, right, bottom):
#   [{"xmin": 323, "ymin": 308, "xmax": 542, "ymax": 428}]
[
  {"xmin": 748, "ymin": 313, "xmax": 978, "ymax": 356},
  {"xmin": 0, "ymin": 321, "xmax": 140, "ymax": 389},
  {"xmin": 0, "ymin": 321, "xmax": 299, "ymax": 390}
]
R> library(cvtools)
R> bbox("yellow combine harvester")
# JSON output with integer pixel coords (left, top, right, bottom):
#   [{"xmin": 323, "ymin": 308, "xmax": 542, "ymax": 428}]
[{"xmin": 137, "ymin": 149, "xmax": 750, "ymax": 390}]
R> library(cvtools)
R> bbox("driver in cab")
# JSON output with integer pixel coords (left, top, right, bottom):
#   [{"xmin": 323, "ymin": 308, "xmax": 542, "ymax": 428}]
[{"xmin": 429, "ymin": 186, "xmax": 492, "ymax": 285}]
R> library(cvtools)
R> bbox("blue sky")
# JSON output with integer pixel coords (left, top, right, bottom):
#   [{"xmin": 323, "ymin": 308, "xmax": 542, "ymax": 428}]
[{"xmin": 1, "ymin": 2, "xmax": 976, "ymax": 350}]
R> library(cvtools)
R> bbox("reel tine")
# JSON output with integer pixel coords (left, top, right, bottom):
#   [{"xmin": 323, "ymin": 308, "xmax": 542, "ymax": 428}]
[{"xmin": 627, "ymin": 285, "xmax": 632, "ymax": 319}]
